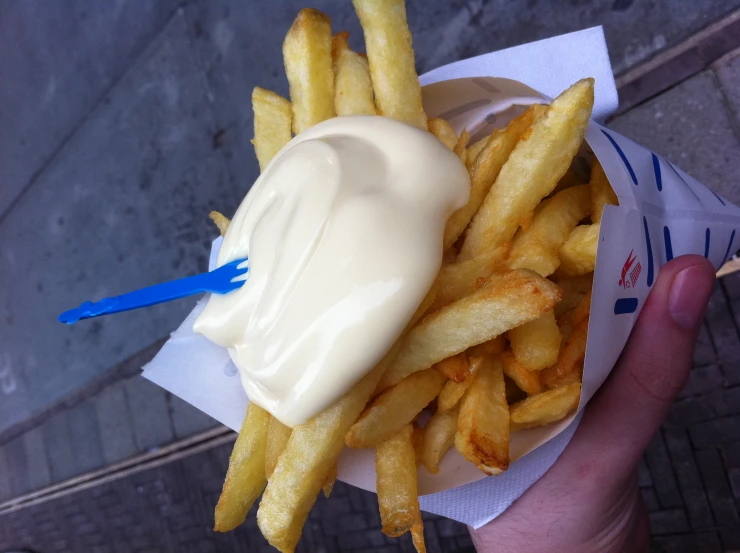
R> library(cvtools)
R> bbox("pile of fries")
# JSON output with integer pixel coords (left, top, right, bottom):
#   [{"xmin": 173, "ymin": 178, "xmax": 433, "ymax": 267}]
[{"xmin": 209, "ymin": 0, "xmax": 618, "ymax": 551}]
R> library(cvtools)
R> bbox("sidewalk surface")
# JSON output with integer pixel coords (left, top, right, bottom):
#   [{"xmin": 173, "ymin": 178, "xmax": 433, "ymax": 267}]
[{"xmin": 2, "ymin": 1, "xmax": 740, "ymax": 552}]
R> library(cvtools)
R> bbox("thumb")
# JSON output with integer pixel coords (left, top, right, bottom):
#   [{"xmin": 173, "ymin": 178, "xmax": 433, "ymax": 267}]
[{"xmin": 567, "ymin": 254, "xmax": 715, "ymax": 477}]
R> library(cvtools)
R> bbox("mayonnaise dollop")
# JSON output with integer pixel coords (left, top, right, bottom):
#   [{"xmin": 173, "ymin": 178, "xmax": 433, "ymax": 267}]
[{"xmin": 194, "ymin": 115, "xmax": 469, "ymax": 426}]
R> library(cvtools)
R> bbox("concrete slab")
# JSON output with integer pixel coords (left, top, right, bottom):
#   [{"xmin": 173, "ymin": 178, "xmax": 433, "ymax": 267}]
[
  {"xmin": 0, "ymin": 12, "xmax": 239, "ymax": 434},
  {"xmin": 95, "ymin": 381, "xmax": 137, "ymax": 464},
  {"xmin": 715, "ymin": 50, "xmax": 740, "ymax": 126},
  {"xmin": 0, "ymin": 0, "xmax": 179, "ymax": 217},
  {"xmin": 23, "ymin": 425, "xmax": 52, "ymax": 492},
  {"xmin": 67, "ymin": 401, "xmax": 105, "ymax": 475},
  {"xmin": 41, "ymin": 411, "xmax": 77, "ymax": 483},
  {"xmin": 124, "ymin": 375, "xmax": 173, "ymax": 452},
  {"xmin": 609, "ymin": 71, "xmax": 740, "ymax": 205}
]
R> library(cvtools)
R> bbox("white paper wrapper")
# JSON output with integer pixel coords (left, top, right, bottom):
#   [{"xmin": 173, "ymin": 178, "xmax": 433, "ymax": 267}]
[{"xmin": 143, "ymin": 27, "xmax": 740, "ymax": 528}]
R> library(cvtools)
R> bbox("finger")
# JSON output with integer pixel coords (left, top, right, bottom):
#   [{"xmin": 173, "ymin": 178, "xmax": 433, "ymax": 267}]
[{"xmin": 567, "ymin": 255, "xmax": 715, "ymax": 476}]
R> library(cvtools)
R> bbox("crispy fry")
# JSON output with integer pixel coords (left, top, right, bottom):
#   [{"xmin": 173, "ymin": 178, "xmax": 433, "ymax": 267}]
[
  {"xmin": 437, "ymin": 356, "xmax": 483, "ymax": 412},
  {"xmin": 428, "ymin": 118, "xmax": 458, "ymax": 151},
  {"xmin": 209, "ymin": 211, "xmax": 231, "ymax": 237},
  {"xmin": 411, "ymin": 521, "xmax": 427, "ymax": 553},
  {"xmin": 353, "ymin": 0, "xmax": 427, "ymax": 129},
  {"xmin": 590, "ymin": 159, "xmax": 618, "ymax": 224},
  {"xmin": 501, "ymin": 350, "xmax": 543, "ymax": 394},
  {"xmin": 265, "ymin": 416, "xmax": 292, "ymax": 479},
  {"xmin": 541, "ymin": 317, "xmax": 589, "ymax": 389},
  {"xmin": 379, "ymin": 270, "xmax": 562, "ymax": 389},
  {"xmin": 420, "ymin": 405, "xmax": 459, "ymax": 473},
  {"xmin": 283, "ymin": 9, "xmax": 335, "ymax": 134},
  {"xmin": 376, "ymin": 425, "xmax": 423, "ymax": 539},
  {"xmin": 553, "ymin": 273, "xmax": 593, "ymax": 316},
  {"xmin": 331, "ymin": 32, "xmax": 376, "ymax": 116},
  {"xmin": 469, "ymin": 336, "xmax": 506, "ymax": 357},
  {"xmin": 252, "ymin": 87, "xmax": 293, "ymax": 171},
  {"xmin": 430, "ymin": 245, "xmax": 509, "ymax": 311},
  {"xmin": 507, "ymin": 185, "xmax": 591, "ymax": 276},
  {"xmin": 508, "ymin": 310, "xmax": 562, "ymax": 371},
  {"xmin": 453, "ymin": 130, "xmax": 470, "ymax": 161},
  {"xmin": 559, "ymin": 224, "xmax": 600, "ymax": 275},
  {"xmin": 214, "ymin": 403, "xmax": 270, "ymax": 532},
  {"xmin": 465, "ymin": 135, "xmax": 488, "ymax": 169},
  {"xmin": 510, "ymin": 382, "xmax": 581, "ymax": 431},
  {"xmin": 455, "ymin": 356, "xmax": 509, "ymax": 475},
  {"xmin": 432, "ymin": 352, "xmax": 470, "ymax": 383},
  {"xmin": 347, "ymin": 368, "xmax": 446, "ymax": 448},
  {"xmin": 444, "ymin": 106, "xmax": 542, "ymax": 250},
  {"xmin": 322, "ymin": 462, "xmax": 337, "ymax": 498},
  {"xmin": 571, "ymin": 289, "xmax": 592, "ymax": 326},
  {"xmin": 459, "ymin": 79, "xmax": 595, "ymax": 259}
]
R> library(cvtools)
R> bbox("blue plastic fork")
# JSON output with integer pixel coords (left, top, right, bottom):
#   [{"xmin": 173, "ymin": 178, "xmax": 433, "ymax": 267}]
[{"xmin": 58, "ymin": 258, "xmax": 248, "ymax": 324}]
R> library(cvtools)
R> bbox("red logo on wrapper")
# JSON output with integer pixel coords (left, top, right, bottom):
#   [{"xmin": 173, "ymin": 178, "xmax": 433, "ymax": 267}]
[{"xmin": 619, "ymin": 250, "xmax": 641, "ymax": 289}]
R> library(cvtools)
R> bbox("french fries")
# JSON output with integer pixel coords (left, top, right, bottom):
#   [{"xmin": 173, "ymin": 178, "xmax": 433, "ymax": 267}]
[
  {"xmin": 444, "ymin": 106, "xmax": 543, "ymax": 250},
  {"xmin": 541, "ymin": 316, "xmax": 589, "ymax": 389},
  {"xmin": 331, "ymin": 32, "xmax": 376, "ymax": 116},
  {"xmin": 553, "ymin": 273, "xmax": 593, "ymax": 316},
  {"xmin": 265, "ymin": 416, "xmax": 292, "ymax": 478},
  {"xmin": 379, "ymin": 270, "xmax": 562, "ymax": 389},
  {"xmin": 352, "ymin": 0, "xmax": 427, "ymax": 129},
  {"xmin": 501, "ymin": 350, "xmax": 543, "ymax": 395},
  {"xmin": 420, "ymin": 405, "xmax": 459, "ymax": 473},
  {"xmin": 459, "ymin": 79, "xmax": 595, "ymax": 259},
  {"xmin": 283, "ymin": 9, "xmax": 335, "ymax": 134},
  {"xmin": 322, "ymin": 462, "xmax": 338, "ymax": 498},
  {"xmin": 346, "ymin": 368, "xmax": 446, "ymax": 448},
  {"xmin": 590, "ymin": 159, "xmax": 618, "ymax": 223},
  {"xmin": 510, "ymin": 382, "xmax": 581, "ymax": 431},
  {"xmin": 209, "ymin": 211, "xmax": 230, "ymax": 237},
  {"xmin": 376, "ymin": 425, "xmax": 423, "ymax": 539},
  {"xmin": 507, "ymin": 185, "xmax": 591, "ymax": 276},
  {"xmin": 252, "ymin": 87, "xmax": 293, "ymax": 171},
  {"xmin": 432, "ymin": 352, "xmax": 470, "ymax": 383},
  {"xmin": 455, "ymin": 356, "xmax": 510, "ymax": 475},
  {"xmin": 559, "ymin": 224, "xmax": 600, "ymax": 275},
  {"xmin": 508, "ymin": 310, "xmax": 562, "ymax": 371},
  {"xmin": 214, "ymin": 403, "xmax": 270, "ymax": 531},
  {"xmin": 428, "ymin": 118, "xmax": 458, "ymax": 151},
  {"xmin": 437, "ymin": 356, "xmax": 483, "ymax": 412}
]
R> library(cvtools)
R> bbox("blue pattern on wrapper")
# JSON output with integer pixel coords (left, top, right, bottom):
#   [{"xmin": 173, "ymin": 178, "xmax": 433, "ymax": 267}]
[
  {"xmin": 722, "ymin": 229, "xmax": 736, "ymax": 266},
  {"xmin": 614, "ymin": 298, "xmax": 638, "ymax": 314},
  {"xmin": 652, "ymin": 153, "xmax": 662, "ymax": 191},
  {"xmin": 705, "ymin": 228, "xmax": 711, "ymax": 259},
  {"xmin": 663, "ymin": 226, "xmax": 674, "ymax": 262},
  {"xmin": 601, "ymin": 129, "xmax": 638, "ymax": 185},
  {"xmin": 643, "ymin": 216, "xmax": 654, "ymax": 286}
]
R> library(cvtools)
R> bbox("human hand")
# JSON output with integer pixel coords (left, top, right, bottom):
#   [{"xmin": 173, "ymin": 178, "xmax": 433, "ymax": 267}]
[{"xmin": 470, "ymin": 255, "xmax": 716, "ymax": 553}]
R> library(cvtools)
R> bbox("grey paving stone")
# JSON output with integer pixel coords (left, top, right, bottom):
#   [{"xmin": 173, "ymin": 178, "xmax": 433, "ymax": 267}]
[
  {"xmin": 95, "ymin": 381, "xmax": 137, "ymax": 464},
  {"xmin": 41, "ymin": 411, "xmax": 77, "ymax": 483},
  {"xmin": 649, "ymin": 509, "xmax": 689, "ymax": 535},
  {"xmin": 692, "ymin": 532, "xmax": 723, "ymax": 553},
  {"xmin": 168, "ymin": 392, "xmax": 218, "ymax": 438},
  {"xmin": 663, "ymin": 427, "xmax": 714, "ymax": 529},
  {"xmin": 695, "ymin": 448, "xmax": 740, "ymax": 529},
  {"xmin": 0, "ymin": 12, "xmax": 237, "ymax": 435},
  {"xmin": 705, "ymin": 285, "xmax": 740, "ymax": 384},
  {"xmin": 689, "ymin": 415, "xmax": 740, "ymax": 447},
  {"xmin": 4, "ymin": 435, "xmax": 30, "ymax": 497},
  {"xmin": 124, "ymin": 375, "xmax": 174, "ymax": 451},
  {"xmin": 68, "ymin": 401, "xmax": 105, "ymax": 475},
  {"xmin": 669, "ymin": 395, "xmax": 716, "ymax": 426},
  {"xmin": 641, "ymin": 487, "xmax": 660, "ymax": 511},
  {"xmin": 708, "ymin": 386, "xmax": 740, "ymax": 417},
  {"xmin": 715, "ymin": 50, "xmax": 740, "ymax": 126},
  {"xmin": 729, "ymin": 467, "xmax": 740, "ymax": 499},
  {"xmin": 638, "ymin": 457, "xmax": 653, "ymax": 487},
  {"xmin": 723, "ymin": 442, "xmax": 740, "ymax": 468},
  {"xmin": 679, "ymin": 364, "xmax": 725, "ymax": 399},
  {"xmin": 0, "ymin": 447, "xmax": 11, "ymax": 503},
  {"xmin": 0, "ymin": 0, "xmax": 179, "ymax": 217},
  {"xmin": 609, "ymin": 71, "xmax": 740, "ymax": 206},
  {"xmin": 23, "ymin": 424, "xmax": 52, "ymax": 491},
  {"xmin": 646, "ymin": 432, "xmax": 683, "ymax": 508},
  {"xmin": 693, "ymin": 323, "xmax": 716, "ymax": 367}
]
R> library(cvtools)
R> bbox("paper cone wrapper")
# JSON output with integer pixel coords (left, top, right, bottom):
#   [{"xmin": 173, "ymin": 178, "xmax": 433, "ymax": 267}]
[{"xmin": 142, "ymin": 27, "xmax": 740, "ymax": 528}]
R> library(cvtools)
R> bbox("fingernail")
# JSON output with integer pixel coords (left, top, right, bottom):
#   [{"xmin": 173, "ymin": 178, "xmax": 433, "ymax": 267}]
[{"xmin": 669, "ymin": 264, "xmax": 714, "ymax": 330}]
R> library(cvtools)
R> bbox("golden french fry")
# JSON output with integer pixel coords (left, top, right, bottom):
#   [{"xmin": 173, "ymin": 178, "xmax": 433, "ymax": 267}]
[
  {"xmin": 559, "ymin": 224, "xmax": 600, "ymax": 275},
  {"xmin": 541, "ymin": 316, "xmax": 589, "ymax": 389},
  {"xmin": 429, "ymin": 245, "xmax": 509, "ymax": 311},
  {"xmin": 265, "ymin": 416, "xmax": 292, "ymax": 479},
  {"xmin": 420, "ymin": 405, "xmax": 459, "ymax": 474},
  {"xmin": 501, "ymin": 350, "xmax": 543, "ymax": 394},
  {"xmin": 453, "ymin": 129, "xmax": 470, "ymax": 162},
  {"xmin": 444, "ymin": 105, "xmax": 542, "ymax": 250},
  {"xmin": 590, "ymin": 159, "xmax": 618, "ymax": 224},
  {"xmin": 432, "ymin": 352, "xmax": 470, "ymax": 383},
  {"xmin": 508, "ymin": 310, "xmax": 562, "ymax": 371},
  {"xmin": 283, "ymin": 9, "xmax": 335, "ymax": 135},
  {"xmin": 505, "ymin": 375, "xmax": 527, "ymax": 404},
  {"xmin": 331, "ymin": 32, "xmax": 376, "ymax": 116},
  {"xmin": 459, "ymin": 79, "xmax": 595, "ymax": 259},
  {"xmin": 322, "ymin": 462, "xmax": 337, "ymax": 498},
  {"xmin": 376, "ymin": 425, "xmax": 423, "ymax": 540},
  {"xmin": 379, "ymin": 270, "xmax": 562, "ymax": 389},
  {"xmin": 252, "ymin": 87, "xmax": 293, "ymax": 171},
  {"xmin": 469, "ymin": 335, "xmax": 506, "ymax": 357},
  {"xmin": 571, "ymin": 289, "xmax": 592, "ymax": 326},
  {"xmin": 346, "ymin": 368, "xmax": 446, "ymax": 448},
  {"xmin": 553, "ymin": 273, "xmax": 593, "ymax": 317},
  {"xmin": 510, "ymin": 382, "xmax": 581, "ymax": 431},
  {"xmin": 465, "ymin": 135, "xmax": 488, "ymax": 169},
  {"xmin": 437, "ymin": 356, "xmax": 483, "ymax": 412},
  {"xmin": 353, "ymin": 0, "xmax": 427, "ymax": 129},
  {"xmin": 214, "ymin": 403, "xmax": 270, "ymax": 532},
  {"xmin": 209, "ymin": 211, "xmax": 231, "ymax": 237},
  {"xmin": 257, "ymin": 343, "xmax": 397, "ymax": 553},
  {"xmin": 411, "ymin": 520, "xmax": 427, "ymax": 553},
  {"xmin": 428, "ymin": 118, "xmax": 458, "ymax": 151},
  {"xmin": 507, "ymin": 185, "xmax": 591, "ymax": 276},
  {"xmin": 455, "ymin": 356, "xmax": 509, "ymax": 475}
]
